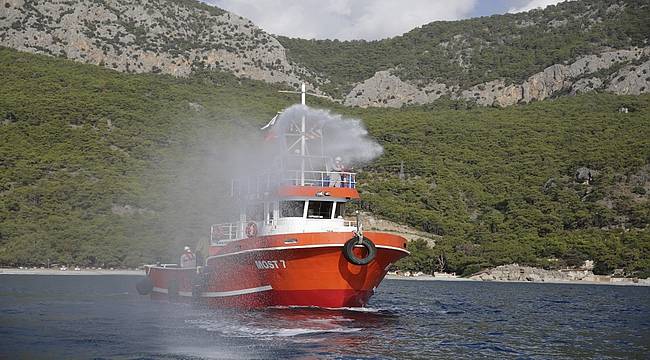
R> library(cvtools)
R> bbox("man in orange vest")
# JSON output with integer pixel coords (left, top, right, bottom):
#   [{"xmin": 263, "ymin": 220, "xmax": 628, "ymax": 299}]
[{"xmin": 180, "ymin": 246, "xmax": 196, "ymax": 268}]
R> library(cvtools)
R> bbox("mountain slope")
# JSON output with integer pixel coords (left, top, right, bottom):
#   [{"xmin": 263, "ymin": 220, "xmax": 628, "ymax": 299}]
[
  {"xmin": 0, "ymin": 46, "xmax": 294, "ymax": 266},
  {"xmin": 0, "ymin": 0, "xmax": 310, "ymax": 85},
  {"xmin": 280, "ymin": 0, "xmax": 650, "ymax": 106},
  {"xmin": 2, "ymin": 0, "xmax": 649, "ymax": 107}
]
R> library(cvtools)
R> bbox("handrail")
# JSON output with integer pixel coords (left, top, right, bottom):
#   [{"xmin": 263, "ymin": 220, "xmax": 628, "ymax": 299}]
[
  {"xmin": 210, "ymin": 222, "xmax": 241, "ymax": 243},
  {"xmin": 210, "ymin": 218, "xmax": 357, "ymax": 244},
  {"xmin": 283, "ymin": 170, "xmax": 356, "ymax": 188},
  {"xmin": 231, "ymin": 170, "xmax": 357, "ymax": 198},
  {"xmin": 342, "ymin": 220, "xmax": 356, "ymax": 227}
]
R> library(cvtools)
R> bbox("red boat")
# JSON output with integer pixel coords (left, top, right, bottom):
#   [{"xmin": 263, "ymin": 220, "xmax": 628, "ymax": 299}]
[{"xmin": 137, "ymin": 85, "xmax": 409, "ymax": 308}]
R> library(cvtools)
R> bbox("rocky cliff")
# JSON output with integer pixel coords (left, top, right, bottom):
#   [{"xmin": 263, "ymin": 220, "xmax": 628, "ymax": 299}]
[
  {"xmin": 345, "ymin": 47, "xmax": 650, "ymax": 108},
  {"xmin": 0, "ymin": 0, "xmax": 310, "ymax": 86}
]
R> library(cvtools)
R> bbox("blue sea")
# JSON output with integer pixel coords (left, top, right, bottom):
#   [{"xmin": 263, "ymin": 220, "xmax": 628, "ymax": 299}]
[{"xmin": 0, "ymin": 275, "xmax": 648, "ymax": 359}]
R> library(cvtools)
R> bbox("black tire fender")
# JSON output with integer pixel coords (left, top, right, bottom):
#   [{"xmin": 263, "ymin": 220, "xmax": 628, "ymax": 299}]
[
  {"xmin": 343, "ymin": 237, "xmax": 377, "ymax": 266},
  {"xmin": 191, "ymin": 273, "xmax": 208, "ymax": 300},
  {"xmin": 135, "ymin": 277, "xmax": 153, "ymax": 295}
]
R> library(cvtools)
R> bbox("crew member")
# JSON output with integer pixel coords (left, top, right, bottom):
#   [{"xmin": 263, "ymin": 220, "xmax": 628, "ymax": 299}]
[
  {"xmin": 329, "ymin": 156, "xmax": 343, "ymax": 187},
  {"xmin": 180, "ymin": 246, "xmax": 196, "ymax": 268}
]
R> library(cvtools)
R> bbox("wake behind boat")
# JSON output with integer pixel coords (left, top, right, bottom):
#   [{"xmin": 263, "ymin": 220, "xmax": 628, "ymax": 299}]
[{"xmin": 137, "ymin": 85, "xmax": 409, "ymax": 308}]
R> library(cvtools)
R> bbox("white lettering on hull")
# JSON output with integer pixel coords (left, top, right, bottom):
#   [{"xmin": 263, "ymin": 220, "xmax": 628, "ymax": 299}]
[{"xmin": 255, "ymin": 259, "xmax": 287, "ymax": 270}]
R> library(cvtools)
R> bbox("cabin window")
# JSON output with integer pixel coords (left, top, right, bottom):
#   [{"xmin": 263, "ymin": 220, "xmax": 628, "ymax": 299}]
[
  {"xmin": 307, "ymin": 201, "xmax": 333, "ymax": 219},
  {"xmin": 280, "ymin": 200, "xmax": 305, "ymax": 218},
  {"xmin": 334, "ymin": 202, "xmax": 346, "ymax": 218}
]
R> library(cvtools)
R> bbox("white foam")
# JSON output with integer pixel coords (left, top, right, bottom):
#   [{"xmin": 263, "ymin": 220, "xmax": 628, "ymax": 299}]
[
  {"xmin": 272, "ymin": 327, "xmax": 362, "ymax": 337},
  {"xmin": 268, "ymin": 305, "xmax": 383, "ymax": 313},
  {"xmin": 187, "ymin": 319, "xmax": 362, "ymax": 339},
  {"xmin": 308, "ymin": 317, "xmax": 354, "ymax": 323},
  {"xmin": 325, "ymin": 306, "xmax": 382, "ymax": 313}
]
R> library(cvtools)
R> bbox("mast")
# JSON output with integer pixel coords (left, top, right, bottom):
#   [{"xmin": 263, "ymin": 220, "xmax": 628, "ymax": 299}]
[
  {"xmin": 300, "ymin": 83, "xmax": 306, "ymax": 186},
  {"xmin": 278, "ymin": 83, "xmax": 330, "ymax": 185}
]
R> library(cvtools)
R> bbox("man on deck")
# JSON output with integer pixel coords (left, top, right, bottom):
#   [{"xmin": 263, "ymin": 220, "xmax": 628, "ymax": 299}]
[
  {"xmin": 180, "ymin": 246, "xmax": 196, "ymax": 268},
  {"xmin": 329, "ymin": 156, "xmax": 343, "ymax": 187}
]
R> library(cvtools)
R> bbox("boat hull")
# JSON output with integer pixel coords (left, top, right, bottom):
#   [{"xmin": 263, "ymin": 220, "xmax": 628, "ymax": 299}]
[{"xmin": 146, "ymin": 231, "xmax": 409, "ymax": 308}]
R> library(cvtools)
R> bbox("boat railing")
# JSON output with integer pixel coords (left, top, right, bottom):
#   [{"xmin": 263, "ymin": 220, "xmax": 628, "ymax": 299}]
[
  {"xmin": 283, "ymin": 170, "xmax": 356, "ymax": 188},
  {"xmin": 210, "ymin": 222, "xmax": 241, "ymax": 243},
  {"xmin": 210, "ymin": 218, "xmax": 358, "ymax": 244},
  {"xmin": 231, "ymin": 170, "xmax": 356, "ymax": 198}
]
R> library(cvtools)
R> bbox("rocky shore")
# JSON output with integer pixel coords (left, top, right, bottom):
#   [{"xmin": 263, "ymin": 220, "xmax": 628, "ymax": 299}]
[
  {"xmin": 470, "ymin": 264, "xmax": 650, "ymax": 286},
  {"xmin": 386, "ymin": 265, "xmax": 650, "ymax": 286}
]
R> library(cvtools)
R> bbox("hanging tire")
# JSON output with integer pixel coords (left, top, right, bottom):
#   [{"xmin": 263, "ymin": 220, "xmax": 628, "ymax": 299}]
[
  {"xmin": 343, "ymin": 237, "xmax": 377, "ymax": 265},
  {"xmin": 136, "ymin": 277, "xmax": 154, "ymax": 295}
]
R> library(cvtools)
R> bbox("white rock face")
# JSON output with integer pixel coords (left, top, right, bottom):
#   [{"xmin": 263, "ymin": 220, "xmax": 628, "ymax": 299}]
[
  {"xmin": 344, "ymin": 70, "xmax": 452, "ymax": 108},
  {"xmin": 570, "ymin": 77, "xmax": 604, "ymax": 95},
  {"xmin": 469, "ymin": 264, "xmax": 647, "ymax": 285},
  {"xmin": 0, "ymin": 0, "xmax": 310, "ymax": 86},
  {"xmin": 459, "ymin": 79, "xmax": 522, "ymax": 107},
  {"xmin": 520, "ymin": 64, "xmax": 570, "ymax": 103},
  {"xmin": 607, "ymin": 60, "xmax": 650, "ymax": 95},
  {"xmin": 345, "ymin": 47, "xmax": 650, "ymax": 108}
]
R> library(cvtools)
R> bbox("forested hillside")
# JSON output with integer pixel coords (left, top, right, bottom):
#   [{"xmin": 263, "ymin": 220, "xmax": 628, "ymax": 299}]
[
  {"xmin": 1, "ymin": 48, "xmax": 648, "ymax": 276},
  {"xmin": 0, "ymin": 46, "xmax": 294, "ymax": 267},
  {"xmin": 279, "ymin": 0, "xmax": 650, "ymax": 96},
  {"xmin": 357, "ymin": 97, "xmax": 649, "ymax": 277}
]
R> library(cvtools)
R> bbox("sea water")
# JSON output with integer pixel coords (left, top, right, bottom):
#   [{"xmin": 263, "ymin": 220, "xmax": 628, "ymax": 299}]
[{"xmin": 0, "ymin": 275, "xmax": 648, "ymax": 359}]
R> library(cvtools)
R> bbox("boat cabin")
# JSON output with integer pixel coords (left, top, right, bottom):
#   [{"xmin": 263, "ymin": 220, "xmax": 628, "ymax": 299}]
[{"xmin": 210, "ymin": 162, "xmax": 360, "ymax": 244}]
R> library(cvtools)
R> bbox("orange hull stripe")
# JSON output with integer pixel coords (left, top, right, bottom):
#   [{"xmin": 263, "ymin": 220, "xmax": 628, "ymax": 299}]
[{"xmin": 277, "ymin": 185, "xmax": 360, "ymax": 199}]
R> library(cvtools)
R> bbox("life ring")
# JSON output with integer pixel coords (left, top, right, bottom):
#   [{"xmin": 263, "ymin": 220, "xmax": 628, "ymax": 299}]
[
  {"xmin": 343, "ymin": 236, "xmax": 377, "ymax": 266},
  {"xmin": 135, "ymin": 276, "xmax": 153, "ymax": 295},
  {"xmin": 245, "ymin": 222, "xmax": 258, "ymax": 238}
]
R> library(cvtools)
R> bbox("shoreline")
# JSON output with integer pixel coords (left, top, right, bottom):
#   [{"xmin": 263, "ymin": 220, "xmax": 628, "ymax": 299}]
[
  {"xmin": 3, "ymin": 268, "xmax": 648, "ymax": 287},
  {"xmin": 0, "ymin": 268, "xmax": 143, "ymax": 276},
  {"xmin": 385, "ymin": 274, "xmax": 475, "ymax": 282},
  {"xmin": 386, "ymin": 268, "xmax": 650, "ymax": 287},
  {"xmin": 386, "ymin": 275, "xmax": 650, "ymax": 287}
]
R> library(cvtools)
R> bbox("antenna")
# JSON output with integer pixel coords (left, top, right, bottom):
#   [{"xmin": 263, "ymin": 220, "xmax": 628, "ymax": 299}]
[
  {"xmin": 276, "ymin": 83, "xmax": 330, "ymax": 185},
  {"xmin": 278, "ymin": 83, "xmax": 329, "ymax": 106}
]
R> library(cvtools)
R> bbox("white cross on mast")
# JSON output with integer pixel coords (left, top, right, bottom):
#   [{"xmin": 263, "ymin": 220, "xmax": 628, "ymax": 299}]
[{"xmin": 277, "ymin": 83, "xmax": 328, "ymax": 185}]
